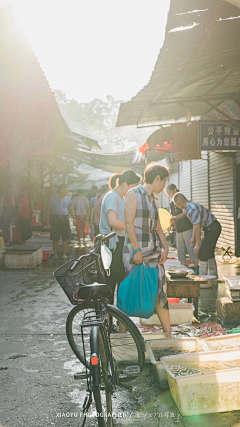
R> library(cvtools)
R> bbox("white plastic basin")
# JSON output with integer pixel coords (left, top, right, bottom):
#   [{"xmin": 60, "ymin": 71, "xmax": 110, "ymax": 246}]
[
  {"xmin": 146, "ymin": 338, "xmax": 204, "ymax": 389},
  {"xmin": 162, "ymin": 349, "xmax": 240, "ymax": 416}
]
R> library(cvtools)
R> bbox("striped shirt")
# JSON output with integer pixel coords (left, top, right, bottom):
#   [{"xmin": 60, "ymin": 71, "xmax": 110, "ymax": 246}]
[{"xmin": 185, "ymin": 201, "xmax": 216, "ymax": 229}]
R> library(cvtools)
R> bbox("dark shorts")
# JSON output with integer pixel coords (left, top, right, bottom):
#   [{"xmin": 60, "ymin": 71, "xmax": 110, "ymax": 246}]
[
  {"xmin": 17, "ymin": 218, "xmax": 32, "ymax": 242},
  {"xmin": 94, "ymin": 223, "xmax": 100, "ymax": 237},
  {"xmin": 50, "ymin": 216, "xmax": 71, "ymax": 241}
]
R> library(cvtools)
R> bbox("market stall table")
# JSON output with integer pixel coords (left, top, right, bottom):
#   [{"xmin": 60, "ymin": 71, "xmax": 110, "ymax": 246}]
[{"xmin": 167, "ymin": 275, "xmax": 208, "ymax": 320}]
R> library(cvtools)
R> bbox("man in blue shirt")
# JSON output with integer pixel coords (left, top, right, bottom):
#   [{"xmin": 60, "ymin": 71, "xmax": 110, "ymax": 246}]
[
  {"xmin": 172, "ymin": 192, "xmax": 221, "ymax": 277},
  {"xmin": 47, "ymin": 185, "xmax": 76, "ymax": 260}
]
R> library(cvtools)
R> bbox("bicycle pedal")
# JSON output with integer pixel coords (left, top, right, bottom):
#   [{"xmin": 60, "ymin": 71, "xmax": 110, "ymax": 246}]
[
  {"xmin": 74, "ymin": 371, "xmax": 90, "ymax": 380},
  {"xmin": 125, "ymin": 365, "xmax": 140, "ymax": 376}
]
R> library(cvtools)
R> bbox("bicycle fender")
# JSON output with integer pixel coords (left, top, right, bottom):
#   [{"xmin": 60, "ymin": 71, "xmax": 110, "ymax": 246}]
[{"xmin": 90, "ymin": 326, "xmax": 101, "ymax": 386}]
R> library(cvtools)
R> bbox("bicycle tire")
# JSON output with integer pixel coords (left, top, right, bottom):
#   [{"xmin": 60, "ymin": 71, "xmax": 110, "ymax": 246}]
[
  {"xmin": 66, "ymin": 303, "xmax": 145, "ymax": 382},
  {"xmin": 90, "ymin": 326, "xmax": 113, "ymax": 427}
]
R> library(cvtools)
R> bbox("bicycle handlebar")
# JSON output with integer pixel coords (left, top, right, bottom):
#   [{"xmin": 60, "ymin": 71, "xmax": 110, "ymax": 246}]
[
  {"xmin": 99, "ymin": 231, "xmax": 116, "ymax": 244},
  {"xmin": 69, "ymin": 232, "xmax": 116, "ymax": 273}
]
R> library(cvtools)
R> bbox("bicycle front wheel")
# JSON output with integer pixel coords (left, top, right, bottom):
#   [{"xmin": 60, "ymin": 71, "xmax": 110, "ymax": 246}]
[{"xmin": 66, "ymin": 303, "xmax": 145, "ymax": 382}]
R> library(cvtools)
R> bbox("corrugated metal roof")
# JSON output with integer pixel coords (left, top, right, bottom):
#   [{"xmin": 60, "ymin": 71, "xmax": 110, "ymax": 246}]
[{"xmin": 117, "ymin": 0, "xmax": 240, "ymax": 127}]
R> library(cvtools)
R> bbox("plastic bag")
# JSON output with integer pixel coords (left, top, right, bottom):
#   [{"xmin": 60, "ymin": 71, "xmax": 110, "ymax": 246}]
[
  {"xmin": 117, "ymin": 264, "xmax": 158, "ymax": 319},
  {"xmin": 84, "ymin": 222, "xmax": 90, "ymax": 235},
  {"xmin": 101, "ymin": 244, "xmax": 112, "ymax": 275}
]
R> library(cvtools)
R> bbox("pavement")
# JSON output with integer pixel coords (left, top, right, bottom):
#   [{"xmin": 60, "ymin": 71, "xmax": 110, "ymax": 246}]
[{"xmin": 1, "ymin": 241, "xmax": 240, "ymax": 427}]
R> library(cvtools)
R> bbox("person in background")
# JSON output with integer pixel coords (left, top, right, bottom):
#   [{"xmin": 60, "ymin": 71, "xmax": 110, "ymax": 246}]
[
  {"xmin": 123, "ymin": 162, "xmax": 171, "ymax": 335},
  {"xmin": 88, "ymin": 185, "xmax": 98, "ymax": 202},
  {"xmin": 47, "ymin": 185, "xmax": 76, "ymax": 260},
  {"xmin": 100, "ymin": 170, "xmax": 141, "ymax": 304},
  {"xmin": 166, "ymin": 184, "xmax": 198, "ymax": 273},
  {"xmin": 73, "ymin": 189, "xmax": 90, "ymax": 246},
  {"xmin": 89, "ymin": 187, "xmax": 98, "ymax": 238},
  {"xmin": 17, "ymin": 188, "xmax": 32, "ymax": 242},
  {"xmin": 92, "ymin": 185, "xmax": 108, "ymax": 236},
  {"xmin": 0, "ymin": 189, "xmax": 16, "ymax": 243},
  {"xmin": 172, "ymin": 192, "xmax": 221, "ymax": 277}
]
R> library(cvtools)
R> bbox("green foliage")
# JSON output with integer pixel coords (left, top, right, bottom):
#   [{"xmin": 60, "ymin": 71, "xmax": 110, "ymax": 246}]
[{"xmin": 54, "ymin": 90, "xmax": 156, "ymax": 153}]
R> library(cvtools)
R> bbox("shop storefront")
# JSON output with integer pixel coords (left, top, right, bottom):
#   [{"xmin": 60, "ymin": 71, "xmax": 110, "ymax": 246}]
[{"xmin": 160, "ymin": 151, "xmax": 237, "ymax": 254}]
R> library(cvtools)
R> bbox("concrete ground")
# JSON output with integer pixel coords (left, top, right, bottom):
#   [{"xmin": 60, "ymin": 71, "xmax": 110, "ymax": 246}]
[{"xmin": 1, "ymin": 242, "xmax": 240, "ymax": 427}]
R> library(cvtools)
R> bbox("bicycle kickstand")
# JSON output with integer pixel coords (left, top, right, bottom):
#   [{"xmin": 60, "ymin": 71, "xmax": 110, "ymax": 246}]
[{"xmin": 81, "ymin": 391, "xmax": 92, "ymax": 427}]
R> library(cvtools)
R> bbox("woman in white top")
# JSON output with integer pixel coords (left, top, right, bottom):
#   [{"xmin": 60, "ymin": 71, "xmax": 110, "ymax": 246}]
[
  {"xmin": 100, "ymin": 170, "xmax": 141, "ymax": 303},
  {"xmin": 73, "ymin": 189, "xmax": 89, "ymax": 246}
]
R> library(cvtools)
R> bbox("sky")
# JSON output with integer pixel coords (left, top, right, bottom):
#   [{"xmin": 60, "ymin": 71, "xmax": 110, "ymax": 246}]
[{"xmin": 12, "ymin": 0, "xmax": 170, "ymax": 103}]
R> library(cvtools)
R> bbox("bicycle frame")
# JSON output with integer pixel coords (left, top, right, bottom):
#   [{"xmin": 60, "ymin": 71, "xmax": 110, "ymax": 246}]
[
  {"xmin": 81, "ymin": 297, "xmax": 117, "ymax": 391},
  {"xmin": 94, "ymin": 299, "xmax": 117, "ymax": 386}
]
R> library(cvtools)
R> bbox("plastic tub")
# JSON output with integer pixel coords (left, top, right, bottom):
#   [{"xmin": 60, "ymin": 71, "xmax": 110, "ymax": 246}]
[
  {"xmin": 203, "ymin": 333, "xmax": 240, "ymax": 351},
  {"xmin": 161, "ymin": 349, "xmax": 240, "ymax": 416},
  {"xmin": 167, "ymin": 298, "xmax": 180, "ymax": 303},
  {"xmin": 140, "ymin": 303, "xmax": 194, "ymax": 326},
  {"xmin": 42, "ymin": 249, "xmax": 51, "ymax": 260},
  {"xmin": 141, "ymin": 332, "xmax": 171, "ymax": 362},
  {"xmin": 146, "ymin": 338, "xmax": 204, "ymax": 389}
]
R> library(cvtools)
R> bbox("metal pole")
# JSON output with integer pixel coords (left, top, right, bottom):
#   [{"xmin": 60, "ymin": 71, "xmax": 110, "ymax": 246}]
[{"xmin": 40, "ymin": 162, "xmax": 44, "ymax": 225}]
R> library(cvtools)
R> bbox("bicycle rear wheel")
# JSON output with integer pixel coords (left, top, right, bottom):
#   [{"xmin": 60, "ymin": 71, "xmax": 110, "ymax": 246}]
[
  {"xmin": 91, "ymin": 326, "xmax": 114, "ymax": 427},
  {"xmin": 66, "ymin": 303, "xmax": 145, "ymax": 382}
]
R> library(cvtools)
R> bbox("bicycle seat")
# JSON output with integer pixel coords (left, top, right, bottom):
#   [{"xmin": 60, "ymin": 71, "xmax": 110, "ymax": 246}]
[{"xmin": 77, "ymin": 283, "xmax": 112, "ymax": 300}]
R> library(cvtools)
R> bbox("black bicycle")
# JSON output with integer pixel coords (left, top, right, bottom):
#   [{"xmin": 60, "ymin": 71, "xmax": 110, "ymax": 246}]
[{"xmin": 53, "ymin": 232, "xmax": 145, "ymax": 427}]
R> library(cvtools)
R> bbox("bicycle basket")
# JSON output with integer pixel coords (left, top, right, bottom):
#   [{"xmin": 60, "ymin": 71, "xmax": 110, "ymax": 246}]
[{"xmin": 53, "ymin": 255, "xmax": 103, "ymax": 305}]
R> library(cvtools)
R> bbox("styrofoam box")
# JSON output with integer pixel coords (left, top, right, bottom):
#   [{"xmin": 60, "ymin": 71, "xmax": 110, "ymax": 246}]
[
  {"xmin": 146, "ymin": 338, "xmax": 204, "ymax": 389},
  {"xmin": 140, "ymin": 303, "xmax": 194, "ymax": 326},
  {"xmin": 4, "ymin": 247, "xmax": 43, "ymax": 269},
  {"xmin": 161, "ymin": 349, "xmax": 240, "ymax": 416},
  {"xmin": 203, "ymin": 333, "xmax": 240, "ymax": 351}
]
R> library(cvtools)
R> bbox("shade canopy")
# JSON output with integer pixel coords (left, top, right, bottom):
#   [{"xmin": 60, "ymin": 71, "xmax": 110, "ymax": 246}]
[{"xmin": 117, "ymin": 0, "xmax": 240, "ymax": 127}]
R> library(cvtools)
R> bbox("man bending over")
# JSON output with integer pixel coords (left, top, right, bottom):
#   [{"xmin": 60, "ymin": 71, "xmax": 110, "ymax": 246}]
[{"xmin": 172, "ymin": 193, "xmax": 221, "ymax": 277}]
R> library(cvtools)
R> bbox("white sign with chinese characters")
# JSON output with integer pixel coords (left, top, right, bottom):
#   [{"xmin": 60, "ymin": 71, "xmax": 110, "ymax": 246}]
[{"xmin": 199, "ymin": 121, "xmax": 240, "ymax": 151}]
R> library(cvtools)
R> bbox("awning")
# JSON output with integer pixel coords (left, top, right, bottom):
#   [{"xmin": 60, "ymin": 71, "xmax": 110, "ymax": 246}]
[
  {"xmin": 66, "ymin": 147, "xmax": 146, "ymax": 173},
  {"xmin": 66, "ymin": 132, "xmax": 101, "ymax": 151},
  {"xmin": 116, "ymin": 0, "xmax": 240, "ymax": 127}
]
